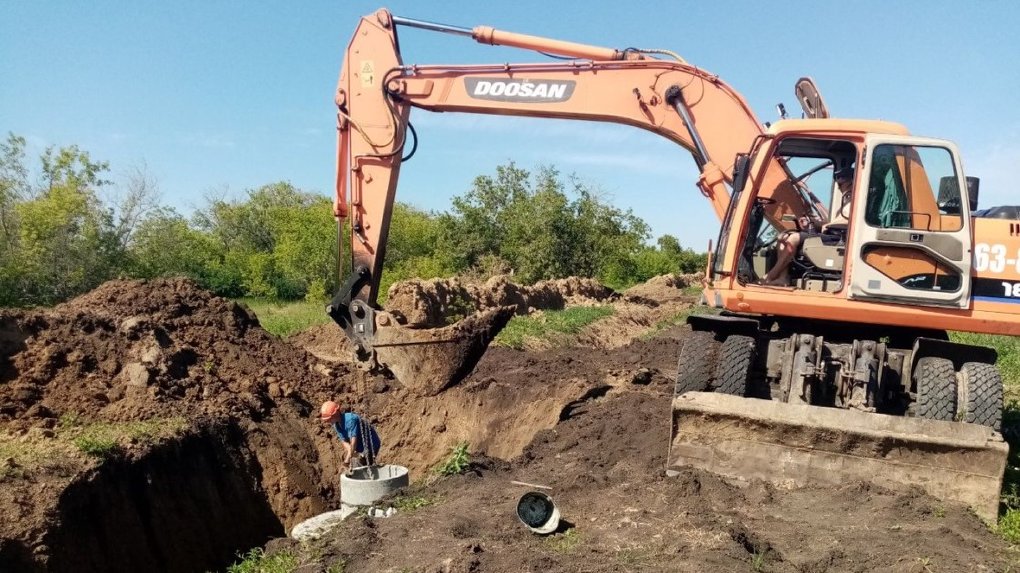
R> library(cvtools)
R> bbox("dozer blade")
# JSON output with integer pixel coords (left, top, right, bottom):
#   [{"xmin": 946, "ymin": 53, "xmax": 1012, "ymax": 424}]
[
  {"xmin": 669, "ymin": 392, "xmax": 1008, "ymax": 522},
  {"xmin": 372, "ymin": 307, "xmax": 515, "ymax": 396}
]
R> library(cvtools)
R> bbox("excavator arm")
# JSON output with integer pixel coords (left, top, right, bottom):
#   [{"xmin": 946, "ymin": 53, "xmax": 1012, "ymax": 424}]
[{"xmin": 328, "ymin": 9, "xmax": 804, "ymax": 393}]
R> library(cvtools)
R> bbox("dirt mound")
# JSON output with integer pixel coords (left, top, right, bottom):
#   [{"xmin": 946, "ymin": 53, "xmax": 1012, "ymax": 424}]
[
  {"xmin": 622, "ymin": 272, "xmax": 703, "ymax": 305},
  {"xmin": 289, "ymin": 322, "xmax": 355, "ymax": 363},
  {"xmin": 385, "ymin": 275, "xmax": 616, "ymax": 328},
  {"xmin": 0, "ymin": 278, "xmax": 332, "ymax": 425},
  {"xmin": 0, "ymin": 278, "xmax": 366, "ymax": 571},
  {"xmin": 2, "ymin": 275, "xmax": 1012, "ymax": 572}
]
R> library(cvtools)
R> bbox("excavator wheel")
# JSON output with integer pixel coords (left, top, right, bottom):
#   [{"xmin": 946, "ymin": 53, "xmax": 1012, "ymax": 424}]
[
  {"xmin": 675, "ymin": 330, "xmax": 719, "ymax": 396},
  {"xmin": 960, "ymin": 362, "xmax": 1003, "ymax": 431},
  {"xmin": 914, "ymin": 357, "xmax": 957, "ymax": 422},
  {"xmin": 712, "ymin": 335, "xmax": 755, "ymax": 397}
]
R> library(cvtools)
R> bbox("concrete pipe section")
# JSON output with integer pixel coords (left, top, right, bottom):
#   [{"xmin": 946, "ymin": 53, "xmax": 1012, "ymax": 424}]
[
  {"xmin": 341, "ymin": 464, "xmax": 410, "ymax": 506},
  {"xmin": 291, "ymin": 464, "xmax": 410, "ymax": 541}
]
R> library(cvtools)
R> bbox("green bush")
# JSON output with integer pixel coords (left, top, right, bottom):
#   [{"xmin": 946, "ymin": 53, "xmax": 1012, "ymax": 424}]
[
  {"xmin": 436, "ymin": 442, "xmax": 470, "ymax": 476},
  {"xmin": 225, "ymin": 548, "xmax": 297, "ymax": 573}
]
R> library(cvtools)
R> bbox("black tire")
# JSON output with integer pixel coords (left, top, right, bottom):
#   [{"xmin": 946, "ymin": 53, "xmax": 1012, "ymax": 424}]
[
  {"xmin": 712, "ymin": 335, "xmax": 755, "ymax": 396},
  {"xmin": 960, "ymin": 362, "xmax": 1003, "ymax": 431},
  {"xmin": 914, "ymin": 357, "xmax": 957, "ymax": 422},
  {"xmin": 675, "ymin": 330, "xmax": 719, "ymax": 396}
]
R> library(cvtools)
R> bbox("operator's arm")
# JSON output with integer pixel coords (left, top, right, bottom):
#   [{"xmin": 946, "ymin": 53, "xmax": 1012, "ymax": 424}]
[
  {"xmin": 344, "ymin": 414, "xmax": 362, "ymax": 464},
  {"xmin": 340, "ymin": 439, "xmax": 353, "ymax": 464}
]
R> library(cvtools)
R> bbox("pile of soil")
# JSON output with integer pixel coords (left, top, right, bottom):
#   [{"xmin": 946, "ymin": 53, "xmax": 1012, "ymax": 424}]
[
  {"xmin": 0, "ymin": 276, "xmax": 676, "ymax": 571},
  {"xmin": 385, "ymin": 275, "xmax": 617, "ymax": 328},
  {"xmin": 0, "ymin": 274, "xmax": 1012, "ymax": 572},
  {"xmin": 1, "ymin": 278, "xmax": 328, "ymax": 425},
  {"xmin": 0, "ymin": 279, "xmax": 364, "ymax": 571}
]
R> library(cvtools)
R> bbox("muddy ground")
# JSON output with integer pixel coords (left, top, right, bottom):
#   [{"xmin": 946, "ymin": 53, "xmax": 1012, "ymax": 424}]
[{"xmin": 0, "ymin": 275, "xmax": 1015, "ymax": 572}]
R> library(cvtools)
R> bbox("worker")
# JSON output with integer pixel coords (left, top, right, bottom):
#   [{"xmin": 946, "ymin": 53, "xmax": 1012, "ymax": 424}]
[
  {"xmin": 319, "ymin": 400, "xmax": 382, "ymax": 471},
  {"xmin": 761, "ymin": 166, "xmax": 855, "ymax": 286}
]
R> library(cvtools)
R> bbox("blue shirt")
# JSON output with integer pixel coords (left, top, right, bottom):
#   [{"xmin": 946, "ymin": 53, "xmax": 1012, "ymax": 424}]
[{"xmin": 332, "ymin": 412, "xmax": 381, "ymax": 455}]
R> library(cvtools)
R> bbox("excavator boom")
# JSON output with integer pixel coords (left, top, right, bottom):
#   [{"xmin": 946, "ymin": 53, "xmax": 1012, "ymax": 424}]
[
  {"xmin": 330, "ymin": 9, "xmax": 1009, "ymax": 520},
  {"xmin": 330, "ymin": 9, "xmax": 807, "ymax": 391}
]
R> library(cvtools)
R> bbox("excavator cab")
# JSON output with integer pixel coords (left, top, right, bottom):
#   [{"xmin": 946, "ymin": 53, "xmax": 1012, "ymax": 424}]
[
  {"xmin": 737, "ymin": 128, "xmax": 975, "ymax": 301},
  {"xmin": 739, "ymin": 135, "xmax": 858, "ymax": 289}
]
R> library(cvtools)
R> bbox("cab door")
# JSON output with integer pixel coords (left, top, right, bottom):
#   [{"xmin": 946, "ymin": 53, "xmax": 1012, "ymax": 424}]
[{"xmin": 847, "ymin": 135, "xmax": 972, "ymax": 308}]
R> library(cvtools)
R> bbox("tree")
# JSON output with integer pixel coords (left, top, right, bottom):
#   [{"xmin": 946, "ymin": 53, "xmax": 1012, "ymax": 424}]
[
  {"xmin": 14, "ymin": 145, "xmax": 117, "ymax": 305},
  {"xmin": 193, "ymin": 182, "xmax": 337, "ymax": 299},
  {"xmin": 442, "ymin": 162, "xmax": 655, "ymax": 285}
]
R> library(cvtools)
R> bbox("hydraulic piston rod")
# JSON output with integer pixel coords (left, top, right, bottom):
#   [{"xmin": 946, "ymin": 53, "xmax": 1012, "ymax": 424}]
[{"xmin": 392, "ymin": 12, "xmax": 637, "ymax": 61}]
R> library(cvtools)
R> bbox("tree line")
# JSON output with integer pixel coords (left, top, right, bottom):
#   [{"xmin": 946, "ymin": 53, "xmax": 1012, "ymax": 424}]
[{"xmin": 0, "ymin": 133, "xmax": 705, "ymax": 307}]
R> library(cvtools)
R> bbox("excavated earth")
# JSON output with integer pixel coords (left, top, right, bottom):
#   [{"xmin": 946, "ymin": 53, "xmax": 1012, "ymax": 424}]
[{"xmin": 0, "ymin": 275, "xmax": 1015, "ymax": 572}]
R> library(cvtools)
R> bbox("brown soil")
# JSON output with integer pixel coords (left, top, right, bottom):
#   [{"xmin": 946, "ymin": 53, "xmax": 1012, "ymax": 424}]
[
  {"xmin": 0, "ymin": 275, "xmax": 1013, "ymax": 572},
  {"xmin": 385, "ymin": 274, "xmax": 618, "ymax": 329},
  {"xmin": 0, "ymin": 279, "xmax": 365, "ymax": 571}
]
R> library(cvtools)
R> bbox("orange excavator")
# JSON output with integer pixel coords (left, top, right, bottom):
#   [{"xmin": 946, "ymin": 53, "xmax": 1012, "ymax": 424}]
[{"xmin": 329, "ymin": 9, "xmax": 1013, "ymax": 520}]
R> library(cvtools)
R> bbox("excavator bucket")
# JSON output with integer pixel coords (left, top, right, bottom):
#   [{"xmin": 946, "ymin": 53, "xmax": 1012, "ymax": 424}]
[
  {"xmin": 669, "ymin": 392, "xmax": 1009, "ymax": 522},
  {"xmin": 369, "ymin": 307, "xmax": 515, "ymax": 396}
]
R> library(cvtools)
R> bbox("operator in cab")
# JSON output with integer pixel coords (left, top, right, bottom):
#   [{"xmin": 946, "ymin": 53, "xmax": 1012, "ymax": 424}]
[{"xmin": 761, "ymin": 165, "xmax": 855, "ymax": 286}]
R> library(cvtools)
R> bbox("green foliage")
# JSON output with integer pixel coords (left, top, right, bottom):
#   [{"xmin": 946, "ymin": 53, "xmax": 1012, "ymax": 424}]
[
  {"xmin": 73, "ymin": 434, "xmax": 119, "ymax": 458},
  {"xmin": 544, "ymin": 529, "xmax": 581, "ymax": 553},
  {"xmin": 225, "ymin": 548, "xmax": 297, "ymax": 573},
  {"xmin": 392, "ymin": 493, "xmax": 439, "ymax": 512},
  {"xmin": 1000, "ymin": 488, "xmax": 1020, "ymax": 544},
  {"xmin": 436, "ymin": 441, "xmax": 470, "ymax": 476},
  {"xmin": 495, "ymin": 306, "xmax": 615, "ymax": 350},
  {"xmin": 240, "ymin": 298, "xmax": 331, "ymax": 337},
  {"xmin": 195, "ymin": 182, "xmax": 337, "ymax": 300},
  {"xmin": 0, "ymin": 137, "xmax": 704, "ymax": 310}
]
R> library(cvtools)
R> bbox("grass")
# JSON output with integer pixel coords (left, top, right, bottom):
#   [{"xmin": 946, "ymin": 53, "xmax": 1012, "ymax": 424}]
[
  {"xmin": 224, "ymin": 548, "xmax": 297, "ymax": 573},
  {"xmin": 493, "ymin": 305, "xmax": 615, "ymax": 350},
  {"xmin": 238, "ymin": 297, "xmax": 331, "ymax": 337},
  {"xmin": 0, "ymin": 416, "xmax": 189, "ymax": 477},
  {"xmin": 392, "ymin": 492, "xmax": 440, "ymax": 512},
  {"xmin": 640, "ymin": 309, "xmax": 696, "ymax": 340},
  {"xmin": 682, "ymin": 285, "xmax": 703, "ymax": 296},
  {"xmin": 544, "ymin": 529, "xmax": 581, "ymax": 553},
  {"xmin": 435, "ymin": 441, "xmax": 470, "ymax": 476}
]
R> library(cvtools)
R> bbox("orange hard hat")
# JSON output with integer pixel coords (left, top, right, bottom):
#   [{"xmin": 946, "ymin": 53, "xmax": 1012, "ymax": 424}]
[{"xmin": 319, "ymin": 400, "xmax": 341, "ymax": 421}]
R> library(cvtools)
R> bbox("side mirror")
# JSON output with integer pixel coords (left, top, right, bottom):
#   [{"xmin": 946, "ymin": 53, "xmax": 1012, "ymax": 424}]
[
  {"xmin": 937, "ymin": 176, "xmax": 980, "ymax": 214},
  {"xmin": 732, "ymin": 153, "xmax": 750, "ymax": 194},
  {"xmin": 937, "ymin": 177, "xmax": 961, "ymax": 215}
]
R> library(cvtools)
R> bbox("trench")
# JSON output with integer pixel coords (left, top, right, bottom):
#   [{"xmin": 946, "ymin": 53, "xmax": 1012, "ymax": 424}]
[
  {"xmin": 19, "ymin": 424, "xmax": 290, "ymax": 573},
  {"xmin": 1, "ymin": 356, "xmax": 617, "ymax": 572}
]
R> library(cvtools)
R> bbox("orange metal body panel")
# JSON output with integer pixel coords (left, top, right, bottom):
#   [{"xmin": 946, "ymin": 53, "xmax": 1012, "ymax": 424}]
[
  {"xmin": 706, "ymin": 284, "xmax": 1020, "ymax": 336},
  {"xmin": 338, "ymin": 9, "xmax": 1020, "ymax": 339},
  {"xmin": 862, "ymin": 246, "xmax": 956, "ymax": 281},
  {"xmin": 338, "ymin": 9, "xmax": 802, "ymax": 304}
]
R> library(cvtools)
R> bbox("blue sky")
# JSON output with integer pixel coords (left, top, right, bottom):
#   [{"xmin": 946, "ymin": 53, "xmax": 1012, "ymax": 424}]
[{"xmin": 2, "ymin": 1, "xmax": 1018, "ymax": 248}]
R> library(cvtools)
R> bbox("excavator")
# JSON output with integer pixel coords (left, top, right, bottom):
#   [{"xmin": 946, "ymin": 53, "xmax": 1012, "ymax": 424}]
[{"xmin": 328, "ymin": 8, "xmax": 1014, "ymax": 521}]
